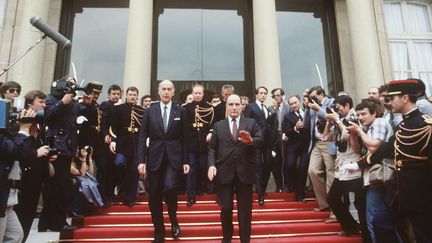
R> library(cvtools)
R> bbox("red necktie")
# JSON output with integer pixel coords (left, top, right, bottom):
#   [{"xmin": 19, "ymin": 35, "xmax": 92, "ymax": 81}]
[{"xmin": 232, "ymin": 118, "xmax": 237, "ymax": 140}]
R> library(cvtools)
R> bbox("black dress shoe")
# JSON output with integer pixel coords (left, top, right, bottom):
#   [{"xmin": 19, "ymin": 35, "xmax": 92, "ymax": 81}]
[
  {"xmin": 186, "ymin": 197, "xmax": 196, "ymax": 207},
  {"xmin": 123, "ymin": 201, "xmax": 134, "ymax": 207},
  {"xmin": 171, "ymin": 223, "xmax": 180, "ymax": 238},
  {"xmin": 152, "ymin": 235, "xmax": 165, "ymax": 243},
  {"xmin": 258, "ymin": 195, "xmax": 265, "ymax": 206},
  {"xmin": 60, "ymin": 224, "xmax": 77, "ymax": 231}
]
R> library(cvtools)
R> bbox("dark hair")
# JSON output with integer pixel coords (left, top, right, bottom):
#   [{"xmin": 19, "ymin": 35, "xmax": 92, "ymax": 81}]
[
  {"xmin": 308, "ymin": 86, "xmax": 326, "ymax": 97},
  {"xmin": 411, "ymin": 78, "xmax": 426, "ymax": 96},
  {"xmin": 108, "ymin": 84, "xmax": 121, "ymax": 94},
  {"xmin": 378, "ymin": 84, "xmax": 389, "ymax": 95},
  {"xmin": 0, "ymin": 81, "xmax": 21, "ymax": 97},
  {"xmin": 356, "ymin": 98, "xmax": 384, "ymax": 117},
  {"xmin": 24, "ymin": 90, "xmax": 46, "ymax": 109},
  {"xmin": 212, "ymin": 94, "xmax": 221, "ymax": 99},
  {"xmin": 140, "ymin": 95, "xmax": 151, "ymax": 103},
  {"xmin": 407, "ymin": 94, "xmax": 418, "ymax": 103},
  {"xmin": 335, "ymin": 95, "xmax": 353, "ymax": 109},
  {"xmin": 255, "ymin": 86, "xmax": 268, "ymax": 95},
  {"xmin": 126, "ymin": 86, "xmax": 139, "ymax": 94},
  {"xmin": 271, "ymin": 88, "xmax": 285, "ymax": 98}
]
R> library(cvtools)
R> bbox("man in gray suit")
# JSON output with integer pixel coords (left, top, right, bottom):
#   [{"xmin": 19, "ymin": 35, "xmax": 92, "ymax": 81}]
[{"xmin": 265, "ymin": 88, "xmax": 290, "ymax": 193}]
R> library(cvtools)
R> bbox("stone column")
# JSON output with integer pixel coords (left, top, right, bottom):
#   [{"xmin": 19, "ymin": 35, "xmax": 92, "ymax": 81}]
[
  {"xmin": 7, "ymin": 0, "xmax": 51, "ymax": 93},
  {"xmin": 123, "ymin": 0, "xmax": 153, "ymax": 96},
  {"xmin": 346, "ymin": 0, "xmax": 384, "ymax": 99},
  {"xmin": 252, "ymin": 0, "xmax": 282, "ymax": 90}
]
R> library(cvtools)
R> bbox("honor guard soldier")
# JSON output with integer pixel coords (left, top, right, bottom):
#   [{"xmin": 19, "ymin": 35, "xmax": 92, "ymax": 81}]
[
  {"xmin": 109, "ymin": 86, "xmax": 145, "ymax": 206},
  {"xmin": 77, "ymin": 81, "xmax": 105, "ymax": 196},
  {"xmin": 354, "ymin": 79, "xmax": 432, "ymax": 243},
  {"xmin": 100, "ymin": 84, "xmax": 121, "ymax": 203},
  {"xmin": 185, "ymin": 84, "xmax": 216, "ymax": 206}
]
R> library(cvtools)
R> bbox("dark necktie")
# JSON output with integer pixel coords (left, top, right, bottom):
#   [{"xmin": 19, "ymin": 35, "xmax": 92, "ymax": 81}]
[
  {"xmin": 163, "ymin": 105, "xmax": 168, "ymax": 132},
  {"xmin": 297, "ymin": 111, "xmax": 303, "ymax": 121},
  {"xmin": 261, "ymin": 103, "xmax": 266, "ymax": 118},
  {"xmin": 232, "ymin": 118, "xmax": 237, "ymax": 140}
]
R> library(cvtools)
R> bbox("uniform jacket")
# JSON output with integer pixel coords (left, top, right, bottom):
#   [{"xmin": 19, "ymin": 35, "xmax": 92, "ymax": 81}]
[{"xmin": 368, "ymin": 109, "xmax": 432, "ymax": 212}]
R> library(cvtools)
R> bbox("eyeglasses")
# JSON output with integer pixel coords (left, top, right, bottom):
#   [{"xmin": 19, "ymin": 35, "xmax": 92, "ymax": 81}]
[{"xmin": 7, "ymin": 88, "xmax": 21, "ymax": 94}]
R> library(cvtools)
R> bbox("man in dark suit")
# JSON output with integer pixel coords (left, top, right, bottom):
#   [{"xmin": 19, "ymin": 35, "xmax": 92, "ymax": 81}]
[
  {"xmin": 136, "ymin": 80, "xmax": 190, "ymax": 243},
  {"xmin": 282, "ymin": 95, "xmax": 310, "ymax": 201},
  {"xmin": 244, "ymin": 86, "xmax": 270, "ymax": 205},
  {"xmin": 208, "ymin": 94, "xmax": 263, "ymax": 243}
]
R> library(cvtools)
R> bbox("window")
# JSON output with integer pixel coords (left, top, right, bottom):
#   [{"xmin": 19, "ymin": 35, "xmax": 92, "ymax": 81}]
[
  {"xmin": 276, "ymin": 0, "xmax": 340, "ymax": 98},
  {"xmin": 0, "ymin": 0, "xmax": 5, "ymax": 27},
  {"xmin": 57, "ymin": 1, "xmax": 129, "ymax": 101},
  {"xmin": 384, "ymin": 0, "xmax": 432, "ymax": 96}
]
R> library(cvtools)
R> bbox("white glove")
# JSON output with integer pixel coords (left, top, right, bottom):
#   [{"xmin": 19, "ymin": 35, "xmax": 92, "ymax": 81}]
[
  {"xmin": 282, "ymin": 133, "xmax": 288, "ymax": 141},
  {"xmin": 77, "ymin": 116, "xmax": 88, "ymax": 124},
  {"xmin": 271, "ymin": 151, "xmax": 276, "ymax": 158}
]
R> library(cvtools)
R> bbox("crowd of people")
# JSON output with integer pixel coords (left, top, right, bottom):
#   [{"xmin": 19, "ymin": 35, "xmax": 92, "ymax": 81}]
[{"xmin": 0, "ymin": 77, "xmax": 431, "ymax": 243}]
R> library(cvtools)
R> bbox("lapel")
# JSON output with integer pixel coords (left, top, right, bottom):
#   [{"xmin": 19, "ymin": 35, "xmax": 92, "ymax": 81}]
[
  {"xmin": 253, "ymin": 102, "xmax": 266, "ymax": 118},
  {"xmin": 166, "ymin": 103, "xmax": 178, "ymax": 133},
  {"xmin": 223, "ymin": 118, "xmax": 237, "ymax": 143}
]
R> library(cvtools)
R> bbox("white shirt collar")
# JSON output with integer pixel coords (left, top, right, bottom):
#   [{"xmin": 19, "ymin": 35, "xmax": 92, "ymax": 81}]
[{"xmin": 160, "ymin": 101, "xmax": 172, "ymax": 110}]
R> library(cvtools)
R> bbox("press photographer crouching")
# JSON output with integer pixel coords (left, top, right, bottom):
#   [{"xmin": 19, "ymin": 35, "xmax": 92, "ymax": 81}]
[
  {"xmin": 0, "ymin": 99, "xmax": 39, "ymax": 242},
  {"xmin": 38, "ymin": 77, "xmax": 80, "ymax": 232},
  {"xmin": 14, "ymin": 90, "xmax": 58, "ymax": 242},
  {"xmin": 323, "ymin": 95, "xmax": 370, "ymax": 242}
]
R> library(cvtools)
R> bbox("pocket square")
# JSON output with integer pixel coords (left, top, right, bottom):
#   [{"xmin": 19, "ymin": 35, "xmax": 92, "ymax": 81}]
[{"xmin": 174, "ymin": 117, "xmax": 181, "ymax": 120}]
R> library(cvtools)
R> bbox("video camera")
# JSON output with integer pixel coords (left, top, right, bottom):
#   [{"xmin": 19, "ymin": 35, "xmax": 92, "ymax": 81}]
[
  {"xmin": 0, "ymin": 99, "xmax": 44, "ymax": 130},
  {"xmin": 50, "ymin": 79, "xmax": 103, "ymax": 98}
]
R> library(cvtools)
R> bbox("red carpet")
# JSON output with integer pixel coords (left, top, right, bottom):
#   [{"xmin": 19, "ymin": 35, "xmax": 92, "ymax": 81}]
[{"xmin": 61, "ymin": 193, "xmax": 362, "ymax": 242}]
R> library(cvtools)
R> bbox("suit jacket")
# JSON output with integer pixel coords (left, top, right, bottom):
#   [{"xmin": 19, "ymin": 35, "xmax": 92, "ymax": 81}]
[
  {"xmin": 282, "ymin": 110, "xmax": 309, "ymax": 151},
  {"xmin": 208, "ymin": 117, "xmax": 263, "ymax": 185},
  {"xmin": 267, "ymin": 102, "xmax": 290, "ymax": 147},
  {"xmin": 135, "ymin": 102, "xmax": 189, "ymax": 172},
  {"xmin": 244, "ymin": 102, "xmax": 271, "ymax": 139},
  {"xmin": 307, "ymin": 97, "xmax": 336, "ymax": 154},
  {"xmin": 99, "ymin": 100, "xmax": 115, "ymax": 138},
  {"xmin": 44, "ymin": 94, "xmax": 79, "ymax": 157}
]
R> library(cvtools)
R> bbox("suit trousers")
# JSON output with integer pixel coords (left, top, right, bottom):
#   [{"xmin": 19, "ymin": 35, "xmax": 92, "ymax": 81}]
[
  {"xmin": 15, "ymin": 160, "xmax": 46, "ymax": 242},
  {"xmin": 186, "ymin": 152, "xmax": 208, "ymax": 198},
  {"xmin": 0, "ymin": 207, "xmax": 23, "ymax": 243},
  {"xmin": 261, "ymin": 139, "xmax": 283, "ymax": 192},
  {"xmin": 284, "ymin": 148, "xmax": 310, "ymax": 198},
  {"xmin": 308, "ymin": 140, "xmax": 335, "ymax": 209},
  {"xmin": 148, "ymin": 155, "xmax": 180, "ymax": 237},
  {"xmin": 217, "ymin": 174, "xmax": 253, "ymax": 243},
  {"xmin": 38, "ymin": 155, "xmax": 73, "ymax": 230}
]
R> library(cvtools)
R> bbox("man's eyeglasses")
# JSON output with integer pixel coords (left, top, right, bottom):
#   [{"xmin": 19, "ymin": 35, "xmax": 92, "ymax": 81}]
[{"xmin": 7, "ymin": 88, "xmax": 21, "ymax": 94}]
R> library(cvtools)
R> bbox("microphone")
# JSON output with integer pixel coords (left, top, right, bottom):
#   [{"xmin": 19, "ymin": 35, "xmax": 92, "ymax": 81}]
[{"xmin": 30, "ymin": 16, "xmax": 71, "ymax": 49}]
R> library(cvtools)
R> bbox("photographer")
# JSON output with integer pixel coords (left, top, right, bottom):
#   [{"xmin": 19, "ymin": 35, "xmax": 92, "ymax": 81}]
[
  {"xmin": 343, "ymin": 99, "xmax": 397, "ymax": 243},
  {"xmin": 68, "ymin": 146, "xmax": 104, "ymax": 217},
  {"xmin": 0, "ymin": 108, "xmax": 37, "ymax": 242},
  {"xmin": 38, "ymin": 78, "xmax": 79, "ymax": 232},
  {"xmin": 14, "ymin": 90, "xmax": 57, "ymax": 242},
  {"xmin": 323, "ymin": 95, "xmax": 370, "ymax": 242}
]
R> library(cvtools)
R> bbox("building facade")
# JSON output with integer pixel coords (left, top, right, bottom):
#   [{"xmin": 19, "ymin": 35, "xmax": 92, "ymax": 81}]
[{"xmin": 0, "ymin": 0, "xmax": 431, "ymax": 102}]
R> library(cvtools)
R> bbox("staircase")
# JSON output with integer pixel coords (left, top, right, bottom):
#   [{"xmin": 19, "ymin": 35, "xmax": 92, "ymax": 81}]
[{"xmin": 60, "ymin": 193, "xmax": 362, "ymax": 242}]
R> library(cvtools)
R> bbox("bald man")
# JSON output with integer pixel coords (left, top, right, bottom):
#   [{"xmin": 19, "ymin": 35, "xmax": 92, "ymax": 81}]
[{"xmin": 136, "ymin": 80, "xmax": 190, "ymax": 242}]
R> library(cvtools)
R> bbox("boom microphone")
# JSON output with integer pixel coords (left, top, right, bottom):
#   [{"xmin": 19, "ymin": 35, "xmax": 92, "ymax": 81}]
[{"xmin": 30, "ymin": 16, "xmax": 71, "ymax": 49}]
